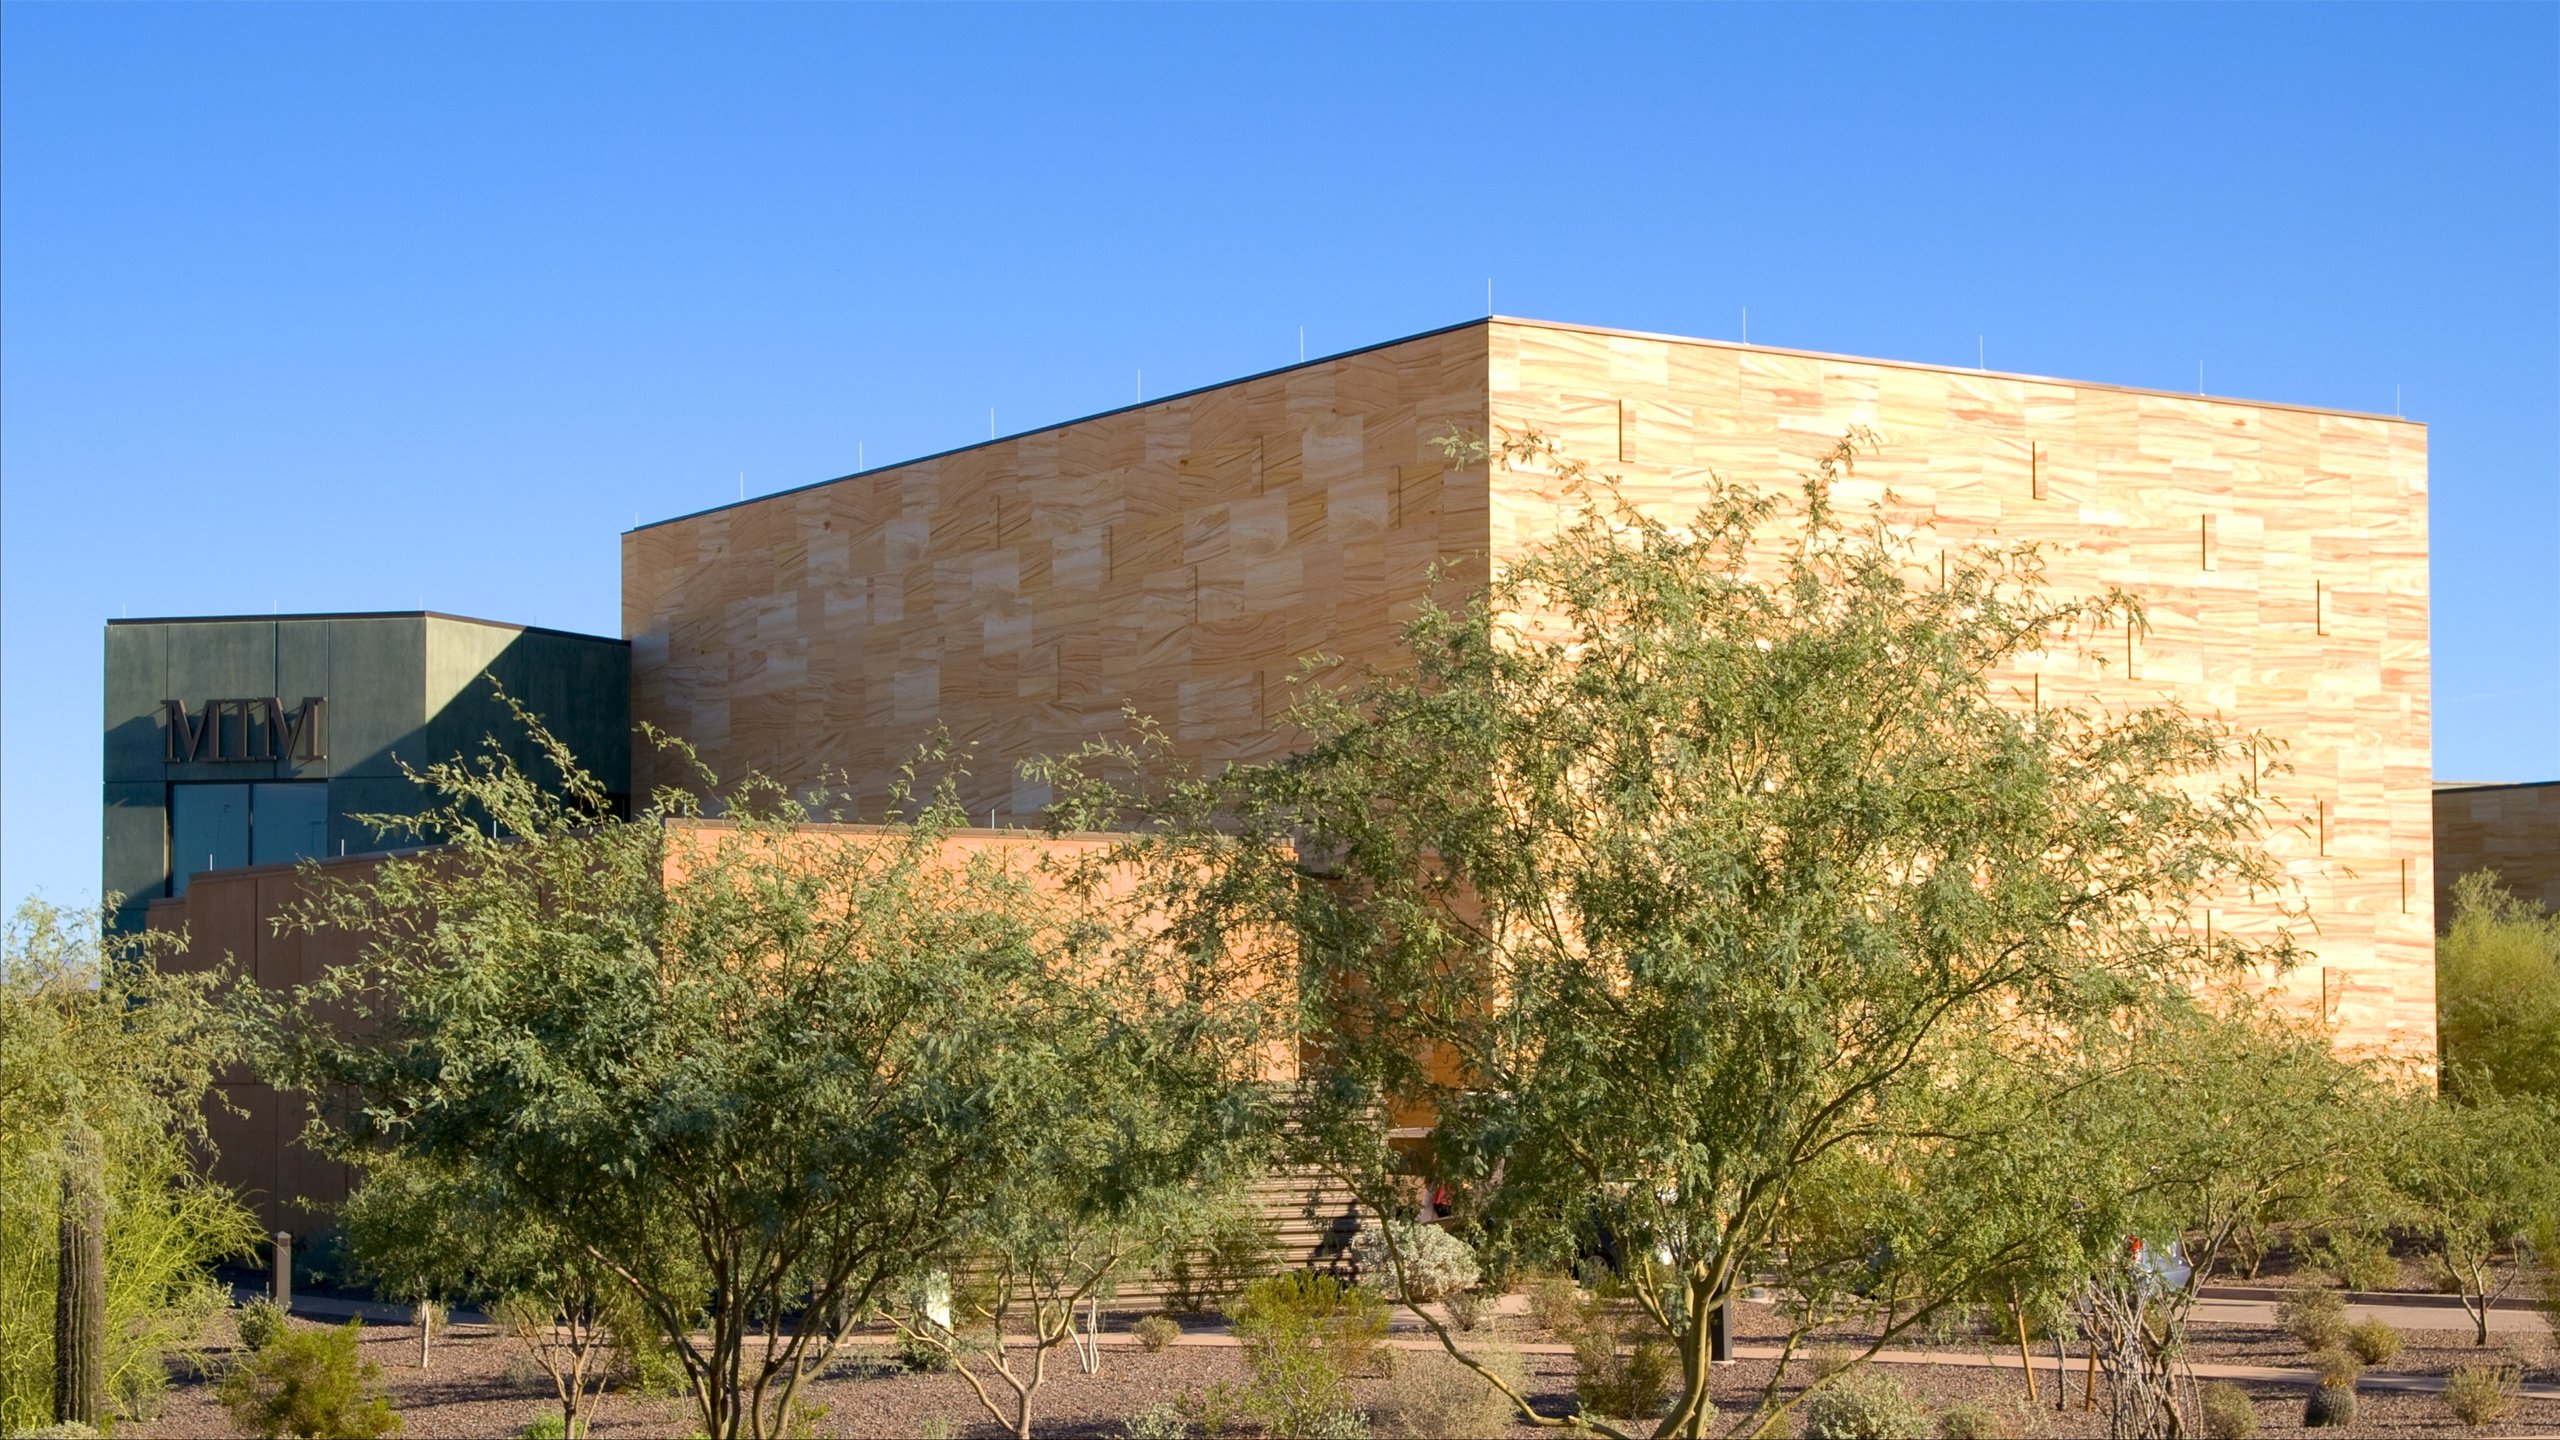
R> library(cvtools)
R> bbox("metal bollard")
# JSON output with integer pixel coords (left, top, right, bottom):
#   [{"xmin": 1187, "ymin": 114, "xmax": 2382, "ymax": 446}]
[{"xmin": 270, "ymin": 1231, "xmax": 293, "ymax": 1312}]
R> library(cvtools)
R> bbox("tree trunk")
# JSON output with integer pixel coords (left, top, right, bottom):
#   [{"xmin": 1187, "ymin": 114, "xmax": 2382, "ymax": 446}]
[
  {"xmin": 54, "ymin": 1122, "xmax": 107, "ymax": 1428},
  {"xmin": 2011, "ymin": 1289, "xmax": 2039, "ymax": 1403}
]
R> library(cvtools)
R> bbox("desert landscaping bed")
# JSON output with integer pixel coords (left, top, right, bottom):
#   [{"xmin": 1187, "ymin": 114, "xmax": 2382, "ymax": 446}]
[{"xmin": 123, "ymin": 1296, "xmax": 2560, "ymax": 1439}]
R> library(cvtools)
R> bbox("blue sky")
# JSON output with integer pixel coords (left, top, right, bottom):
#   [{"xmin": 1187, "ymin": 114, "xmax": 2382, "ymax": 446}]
[{"xmin": 5, "ymin": 3, "xmax": 2554, "ymax": 914}]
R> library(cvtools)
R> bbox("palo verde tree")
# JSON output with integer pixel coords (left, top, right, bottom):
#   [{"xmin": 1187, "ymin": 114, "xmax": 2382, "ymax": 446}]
[
  {"xmin": 2030, "ymin": 998, "xmax": 2395, "ymax": 1439},
  {"xmin": 2394, "ymin": 1090, "xmax": 2560, "ymax": 1348},
  {"xmin": 253, "ymin": 701, "xmax": 1133, "ymax": 1440},
  {"xmin": 882, "ymin": 952, "xmax": 1272, "ymax": 1440},
  {"xmin": 1041, "ymin": 430, "xmax": 2307, "ymax": 1440},
  {"xmin": 0, "ymin": 899, "xmax": 259, "ymax": 1433}
]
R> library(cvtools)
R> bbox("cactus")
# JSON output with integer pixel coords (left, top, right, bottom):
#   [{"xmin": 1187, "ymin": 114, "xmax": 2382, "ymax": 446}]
[
  {"xmin": 53, "ymin": 1123, "xmax": 106, "ymax": 1428},
  {"xmin": 2302, "ymin": 1381, "xmax": 2357, "ymax": 1428}
]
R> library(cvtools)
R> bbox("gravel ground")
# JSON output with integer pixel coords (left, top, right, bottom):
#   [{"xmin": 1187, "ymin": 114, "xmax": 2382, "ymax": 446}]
[{"xmin": 124, "ymin": 1301, "xmax": 2560, "ymax": 1438}]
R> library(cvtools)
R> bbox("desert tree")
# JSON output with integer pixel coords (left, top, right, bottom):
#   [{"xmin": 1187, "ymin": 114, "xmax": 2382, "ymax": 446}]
[
  {"xmin": 1041, "ymin": 429, "xmax": 2307, "ymax": 1440},
  {"xmin": 253, "ymin": 701, "xmax": 1152, "ymax": 1440},
  {"xmin": 0, "ymin": 899, "xmax": 259, "ymax": 1432},
  {"xmin": 2394, "ymin": 1090, "xmax": 2559, "ymax": 1347},
  {"xmin": 2028, "ymin": 999, "xmax": 2395, "ymax": 1438},
  {"xmin": 881, "ymin": 952, "xmax": 1273, "ymax": 1440}
]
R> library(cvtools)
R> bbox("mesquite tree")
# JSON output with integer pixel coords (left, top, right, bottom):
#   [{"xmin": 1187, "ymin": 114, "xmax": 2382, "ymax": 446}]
[
  {"xmin": 257, "ymin": 705, "xmax": 1167, "ymax": 1440},
  {"xmin": 1042, "ymin": 430, "xmax": 2304, "ymax": 1440}
]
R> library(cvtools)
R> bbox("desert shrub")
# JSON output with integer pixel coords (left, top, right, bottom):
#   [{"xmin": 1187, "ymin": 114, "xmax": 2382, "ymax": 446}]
[
  {"xmin": 1349, "ymin": 1220, "xmax": 1479, "ymax": 1303},
  {"xmin": 1133, "ymin": 1314, "xmax": 1182, "ymax": 1353},
  {"xmin": 1231, "ymin": 1272, "xmax": 1389, "ymax": 1440},
  {"xmin": 2441, "ymin": 1363, "xmax": 2519, "ymax": 1427},
  {"xmin": 1119, "ymin": 1406, "xmax": 1190, "ymax": 1440},
  {"xmin": 235, "ymin": 1298, "xmax": 292, "ymax": 1353},
  {"xmin": 1809, "ymin": 1343, "xmax": 1857, "ymax": 1381},
  {"xmin": 2436, "ymin": 870, "xmax": 2560, "ymax": 1102},
  {"xmin": 215, "ymin": 1319, "xmax": 400, "ymax": 1439},
  {"xmin": 2307, "ymin": 1347, "xmax": 2361, "ymax": 1390},
  {"xmin": 517, "ymin": 1414, "xmax": 568, "ymax": 1440},
  {"xmin": 1801, "ymin": 1368, "xmax": 1927, "ymax": 1440},
  {"xmin": 2278, "ymin": 1287, "xmax": 2348, "ymax": 1351},
  {"xmin": 1177, "ymin": 1380, "xmax": 1247, "ymax": 1439},
  {"xmin": 1934, "ymin": 1398, "xmax": 2016, "ymax": 1439},
  {"xmin": 2342, "ymin": 1316, "xmax": 2402, "ymax": 1367},
  {"xmin": 2301, "ymin": 1380, "xmax": 2355, "ymax": 1429},
  {"xmin": 1162, "ymin": 1211, "xmax": 1281, "ymax": 1315},
  {"xmin": 1368, "ymin": 1346, "xmax": 1521, "ymax": 1439},
  {"xmin": 1441, "ymin": 1285, "xmax": 1484, "ymax": 1332},
  {"xmin": 2314, "ymin": 1230, "xmax": 2398, "ymax": 1291},
  {"xmin": 1524, "ymin": 1272, "xmax": 1579, "ymax": 1335},
  {"xmin": 2198, "ymin": 1381, "xmax": 2257, "ymax": 1440},
  {"xmin": 1569, "ymin": 1294, "xmax": 1670, "ymax": 1424}
]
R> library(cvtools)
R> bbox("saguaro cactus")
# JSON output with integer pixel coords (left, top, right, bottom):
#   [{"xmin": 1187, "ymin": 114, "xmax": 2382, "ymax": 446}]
[{"xmin": 54, "ymin": 1122, "xmax": 107, "ymax": 1427}]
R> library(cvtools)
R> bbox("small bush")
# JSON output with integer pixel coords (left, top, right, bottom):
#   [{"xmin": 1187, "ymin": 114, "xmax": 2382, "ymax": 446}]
[
  {"xmin": 1441, "ymin": 1286, "xmax": 1484, "ymax": 1332},
  {"xmin": 1368, "ymin": 1347, "xmax": 1520, "ymax": 1439},
  {"xmin": 1162, "ymin": 1213, "xmax": 1281, "ymax": 1315},
  {"xmin": 2198, "ymin": 1381, "xmax": 2257, "ymax": 1440},
  {"xmin": 1801, "ymin": 1368, "xmax": 1928, "ymax": 1440},
  {"xmin": 517, "ymin": 1414, "xmax": 567, "ymax": 1440},
  {"xmin": 2301, "ymin": 1381, "xmax": 2355, "ymax": 1429},
  {"xmin": 216, "ymin": 1319, "xmax": 401, "ymax": 1439},
  {"xmin": 2314, "ymin": 1230, "xmax": 2398, "ymax": 1292},
  {"xmin": 1569, "ymin": 1295, "xmax": 1670, "ymax": 1424},
  {"xmin": 1350, "ymin": 1220, "xmax": 1481, "ymax": 1303},
  {"xmin": 1809, "ymin": 1343, "xmax": 1857, "ymax": 1382},
  {"xmin": 1119, "ymin": 1406, "xmax": 1190, "ymax": 1440},
  {"xmin": 1133, "ymin": 1314, "xmax": 1183, "ymax": 1353},
  {"xmin": 235, "ymin": 1298, "xmax": 292, "ymax": 1353},
  {"xmin": 2307, "ymin": 1347, "xmax": 2362, "ymax": 1390},
  {"xmin": 1232, "ymin": 1272, "xmax": 1390, "ymax": 1440},
  {"xmin": 2277, "ymin": 1287, "xmax": 2348, "ymax": 1352},
  {"xmin": 1178, "ymin": 1380, "xmax": 1247, "ymax": 1439},
  {"xmin": 2441, "ymin": 1364, "xmax": 2520, "ymax": 1427},
  {"xmin": 1525, "ymin": 1272, "xmax": 1580, "ymax": 1335},
  {"xmin": 1934, "ymin": 1399, "xmax": 2015, "ymax": 1439},
  {"xmin": 2342, "ymin": 1316, "xmax": 2401, "ymax": 1367}
]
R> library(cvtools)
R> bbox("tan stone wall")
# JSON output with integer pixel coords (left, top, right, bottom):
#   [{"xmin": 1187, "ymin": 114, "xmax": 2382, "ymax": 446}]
[
  {"xmin": 2434, "ymin": 782, "xmax": 2560, "ymax": 918},
  {"xmin": 623, "ymin": 325, "xmax": 1491, "ymax": 818},
  {"xmin": 1486, "ymin": 319, "xmax": 2433, "ymax": 1060},
  {"xmin": 623, "ymin": 317, "xmax": 2435, "ymax": 1061}
]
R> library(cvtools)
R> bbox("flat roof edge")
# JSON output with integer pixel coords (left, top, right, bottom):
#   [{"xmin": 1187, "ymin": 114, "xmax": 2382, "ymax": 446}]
[
  {"xmin": 628, "ymin": 313, "xmax": 2423, "ymax": 536},
  {"xmin": 106, "ymin": 610, "xmax": 628, "ymax": 646}
]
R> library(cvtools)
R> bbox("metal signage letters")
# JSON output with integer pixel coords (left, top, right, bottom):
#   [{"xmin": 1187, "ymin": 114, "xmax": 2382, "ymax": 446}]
[{"xmin": 162, "ymin": 697, "xmax": 327, "ymax": 763}]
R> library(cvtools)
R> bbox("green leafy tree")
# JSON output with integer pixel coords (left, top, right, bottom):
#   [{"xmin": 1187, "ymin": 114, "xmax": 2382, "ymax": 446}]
[
  {"xmin": 2394, "ymin": 1092, "xmax": 2560, "ymax": 1347},
  {"xmin": 2031, "ymin": 1002, "xmax": 2394, "ymax": 1439},
  {"xmin": 340, "ymin": 1155, "xmax": 637, "ymax": 1437},
  {"xmin": 0, "ymin": 898, "xmax": 260, "ymax": 1432},
  {"xmin": 1042, "ymin": 431, "xmax": 2305, "ymax": 1439},
  {"xmin": 2436, "ymin": 871, "xmax": 2560, "ymax": 1101},
  {"xmin": 880, "ymin": 875, "xmax": 1274, "ymax": 1440},
  {"xmin": 252, "ymin": 704, "xmax": 1144, "ymax": 1440}
]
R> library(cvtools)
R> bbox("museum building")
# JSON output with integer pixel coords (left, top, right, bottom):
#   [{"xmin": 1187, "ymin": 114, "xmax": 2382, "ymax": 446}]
[{"xmin": 113, "ymin": 316, "xmax": 2475, "ymax": 1225}]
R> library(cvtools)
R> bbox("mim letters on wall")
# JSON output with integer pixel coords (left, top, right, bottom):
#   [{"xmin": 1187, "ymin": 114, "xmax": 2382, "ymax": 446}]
[{"xmin": 163, "ymin": 698, "xmax": 327, "ymax": 764}]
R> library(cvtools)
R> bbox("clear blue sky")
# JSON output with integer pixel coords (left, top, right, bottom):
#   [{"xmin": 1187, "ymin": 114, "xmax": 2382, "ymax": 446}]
[{"xmin": 5, "ymin": 3, "xmax": 2554, "ymax": 915}]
